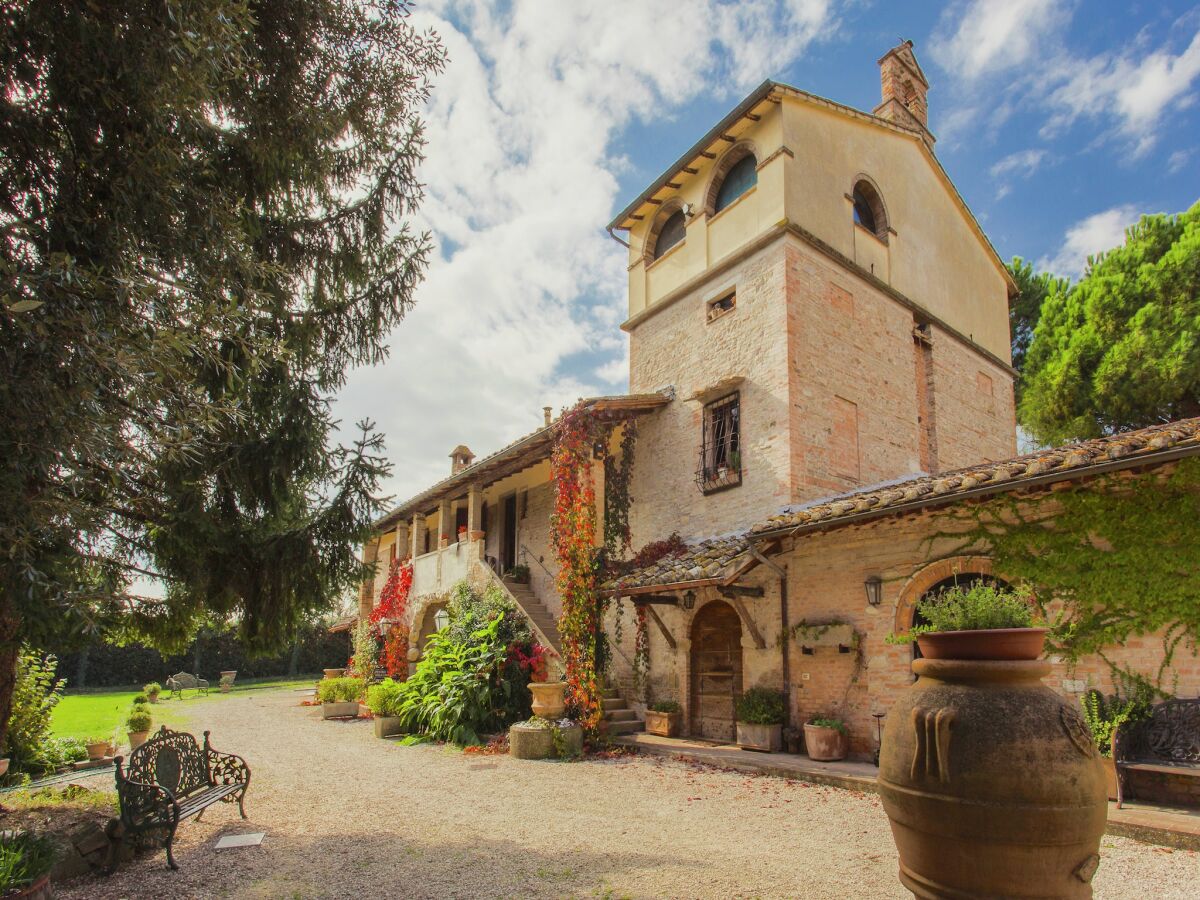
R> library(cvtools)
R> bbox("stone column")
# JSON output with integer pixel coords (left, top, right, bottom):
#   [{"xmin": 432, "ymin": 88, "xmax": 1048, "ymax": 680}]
[
  {"xmin": 358, "ymin": 539, "xmax": 379, "ymax": 620},
  {"xmin": 467, "ymin": 484, "xmax": 484, "ymax": 542},
  {"xmin": 437, "ymin": 499, "xmax": 452, "ymax": 549},
  {"xmin": 410, "ymin": 514, "xmax": 426, "ymax": 558},
  {"xmin": 394, "ymin": 521, "xmax": 409, "ymax": 561}
]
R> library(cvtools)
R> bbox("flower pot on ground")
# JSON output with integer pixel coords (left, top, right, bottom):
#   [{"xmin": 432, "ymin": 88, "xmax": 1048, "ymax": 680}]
[
  {"xmin": 879, "ymin": 582, "xmax": 1106, "ymax": 899},
  {"xmin": 528, "ymin": 681, "xmax": 567, "ymax": 719},
  {"xmin": 220, "ymin": 670, "xmax": 237, "ymax": 693},
  {"xmin": 804, "ymin": 717, "xmax": 848, "ymax": 761},
  {"xmin": 366, "ymin": 678, "xmax": 405, "ymax": 738},
  {"xmin": 0, "ymin": 832, "xmax": 59, "ymax": 899},
  {"xmin": 143, "ymin": 682, "xmax": 162, "ymax": 704},
  {"xmin": 644, "ymin": 700, "xmax": 682, "ymax": 737},
  {"xmin": 317, "ymin": 676, "xmax": 365, "ymax": 719},
  {"xmin": 322, "ymin": 667, "xmax": 347, "ymax": 680},
  {"xmin": 735, "ymin": 687, "xmax": 785, "ymax": 752},
  {"xmin": 126, "ymin": 705, "xmax": 153, "ymax": 750},
  {"xmin": 84, "ymin": 738, "xmax": 109, "ymax": 762},
  {"xmin": 506, "ymin": 564, "xmax": 531, "ymax": 585}
]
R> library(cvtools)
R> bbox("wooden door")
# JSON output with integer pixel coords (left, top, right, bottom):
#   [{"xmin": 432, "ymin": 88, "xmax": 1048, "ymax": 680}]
[{"xmin": 689, "ymin": 600, "xmax": 743, "ymax": 741}]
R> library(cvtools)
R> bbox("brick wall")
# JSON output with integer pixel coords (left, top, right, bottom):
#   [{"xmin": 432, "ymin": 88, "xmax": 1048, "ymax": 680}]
[{"xmin": 926, "ymin": 322, "xmax": 1017, "ymax": 466}]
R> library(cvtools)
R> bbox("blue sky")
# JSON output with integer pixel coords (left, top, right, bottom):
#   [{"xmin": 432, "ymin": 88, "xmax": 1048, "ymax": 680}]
[{"xmin": 334, "ymin": 0, "xmax": 1200, "ymax": 507}]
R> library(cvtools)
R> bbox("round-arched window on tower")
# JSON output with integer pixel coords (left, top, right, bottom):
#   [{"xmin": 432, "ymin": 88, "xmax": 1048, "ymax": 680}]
[
  {"xmin": 715, "ymin": 154, "xmax": 757, "ymax": 213},
  {"xmin": 852, "ymin": 179, "xmax": 888, "ymax": 240},
  {"xmin": 652, "ymin": 210, "xmax": 687, "ymax": 260}
]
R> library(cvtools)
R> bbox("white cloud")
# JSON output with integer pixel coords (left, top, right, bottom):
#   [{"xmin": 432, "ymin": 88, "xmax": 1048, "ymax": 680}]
[
  {"xmin": 989, "ymin": 148, "xmax": 1048, "ymax": 179},
  {"xmin": 333, "ymin": 1, "xmax": 839, "ymax": 504},
  {"xmin": 1035, "ymin": 204, "xmax": 1143, "ymax": 278},
  {"xmin": 931, "ymin": 0, "xmax": 1072, "ymax": 80},
  {"xmin": 1168, "ymin": 149, "xmax": 1192, "ymax": 174}
]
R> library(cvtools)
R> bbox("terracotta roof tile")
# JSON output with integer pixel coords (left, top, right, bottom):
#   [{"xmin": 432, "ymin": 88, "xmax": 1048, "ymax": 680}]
[{"xmin": 603, "ymin": 534, "xmax": 750, "ymax": 593}]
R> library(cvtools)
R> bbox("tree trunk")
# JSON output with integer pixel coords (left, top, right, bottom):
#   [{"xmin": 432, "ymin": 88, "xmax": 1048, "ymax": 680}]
[
  {"xmin": 0, "ymin": 601, "xmax": 22, "ymax": 756},
  {"xmin": 76, "ymin": 642, "xmax": 91, "ymax": 689},
  {"xmin": 287, "ymin": 639, "xmax": 301, "ymax": 677}
]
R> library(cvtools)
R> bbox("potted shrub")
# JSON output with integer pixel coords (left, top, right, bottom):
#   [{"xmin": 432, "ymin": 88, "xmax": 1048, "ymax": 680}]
[
  {"xmin": 126, "ymin": 705, "xmax": 153, "ymax": 750},
  {"xmin": 735, "ymin": 687, "xmax": 785, "ymax": 752},
  {"xmin": 886, "ymin": 579, "xmax": 1045, "ymax": 659},
  {"xmin": 220, "ymin": 670, "xmax": 237, "ymax": 692},
  {"xmin": 804, "ymin": 715, "xmax": 848, "ymax": 761},
  {"xmin": 458, "ymin": 525, "xmax": 469, "ymax": 542},
  {"xmin": 144, "ymin": 682, "xmax": 162, "ymax": 704},
  {"xmin": 0, "ymin": 832, "xmax": 59, "ymax": 899},
  {"xmin": 878, "ymin": 581, "xmax": 1106, "ymax": 898},
  {"xmin": 317, "ymin": 676, "xmax": 364, "ymax": 719},
  {"xmin": 645, "ymin": 700, "xmax": 682, "ymax": 737},
  {"xmin": 322, "ymin": 667, "xmax": 347, "ymax": 680},
  {"xmin": 84, "ymin": 736, "xmax": 110, "ymax": 762},
  {"xmin": 507, "ymin": 564, "xmax": 531, "ymax": 585},
  {"xmin": 366, "ymin": 678, "xmax": 406, "ymax": 738},
  {"xmin": 1081, "ymin": 687, "xmax": 1151, "ymax": 801}
]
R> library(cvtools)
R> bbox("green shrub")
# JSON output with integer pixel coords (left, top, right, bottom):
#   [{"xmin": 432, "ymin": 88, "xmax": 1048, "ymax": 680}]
[
  {"xmin": 808, "ymin": 715, "xmax": 846, "ymax": 734},
  {"xmin": 132, "ymin": 694, "xmax": 147, "ymax": 705},
  {"xmin": 317, "ymin": 677, "xmax": 364, "ymax": 704},
  {"xmin": 143, "ymin": 682, "xmax": 162, "ymax": 695},
  {"xmin": 365, "ymin": 678, "xmax": 405, "ymax": 717},
  {"xmin": 649, "ymin": 700, "xmax": 681, "ymax": 714},
  {"xmin": 37, "ymin": 737, "xmax": 88, "ymax": 769},
  {"xmin": 0, "ymin": 832, "xmax": 59, "ymax": 892},
  {"xmin": 1081, "ymin": 684, "xmax": 1154, "ymax": 757},
  {"xmin": 125, "ymin": 707, "xmax": 153, "ymax": 733},
  {"xmin": 736, "ymin": 687, "xmax": 786, "ymax": 725},
  {"xmin": 887, "ymin": 581, "xmax": 1035, "ymax": 643},
  {"xmin": 5, "ymin": 649, "xmax": 65, "ymax": 774}
]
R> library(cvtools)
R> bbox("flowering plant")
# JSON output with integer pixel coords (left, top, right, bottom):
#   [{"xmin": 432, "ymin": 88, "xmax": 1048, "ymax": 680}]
[{"xmin": 509, "ymin": 641, "xmax": 550, "ymax": 682}]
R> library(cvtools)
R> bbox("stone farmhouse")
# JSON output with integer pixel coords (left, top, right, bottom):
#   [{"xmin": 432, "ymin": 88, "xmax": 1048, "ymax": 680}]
[{"xmin": 360, "ymin": 43, "xmax": 1200, "ymax": 759}]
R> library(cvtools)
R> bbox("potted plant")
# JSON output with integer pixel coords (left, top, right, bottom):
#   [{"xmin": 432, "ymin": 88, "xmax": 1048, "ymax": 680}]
[
  {"xmin": 458, "ymin": 525, "xmax": 469, "ymax": 542},
  {"xmin": 1081, "ymin": 687, "xmax": 1151, "ymax": 801},
  {"xmin": 507, "ymin": 564, "xmax": 531, "ymax": 585},
  {"xmin": 735, "ymin": 687, "xmax": 785, "ymax": 752},
  {"xmin": 322, "ymin": 667, "xmax": 347, "ymax": 680},
  {"xmin": 144, "ymin": 682, "xmax": 162, "ymax": 704},
  {"xmin": 317, "ymin": 676, "xmax": 364, "ymax": 719},
  {"xmin": 886, "ymin": 580, "xmax": 1045, "ymax": 659},
  {"xmin": 84, "ymin": 736, "xmax": 110, "ymax": 762},
  {"xmin": 804, "ymin": 715, "xmax": 848, "ymax": 761},
  {"xmin": 126, "ymin": 705, "xmax": 153, "ymax": 750},
  {"xmin": 366, "ymin": 678, "xmax": 406, "ymax": 738},
  {"xmin": 0, "ymin": 832, "xmax": 60, "ymax": 899},
  {"xmin": 645, "ymin": 700, "xmax": 682, "ymax": 737},
  {"xmin": 220, "ymin": 670, "xmax": 237, "ymax": 692},
  {"xmin": 878, "ymin": 581, "xmax": 1106, "ymax": 898}
]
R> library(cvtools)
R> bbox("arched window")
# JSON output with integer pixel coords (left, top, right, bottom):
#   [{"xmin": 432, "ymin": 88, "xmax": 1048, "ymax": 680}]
[
  {"xmin": 652, "ymin": 210, "xmax": 687, "ymax": 260},
  {"xmin": 852, "ymin": 179, "xmax": 888, "ymax": 240},
  {"xmin": 714, "ymin": 154, "xmax": 757, "ymax": 212}
]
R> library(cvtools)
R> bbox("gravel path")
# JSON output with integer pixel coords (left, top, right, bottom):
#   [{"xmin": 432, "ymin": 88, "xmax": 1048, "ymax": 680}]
[{"xmin": 60, "ymin": 688, "xmax": 1199, "ymax": 899}]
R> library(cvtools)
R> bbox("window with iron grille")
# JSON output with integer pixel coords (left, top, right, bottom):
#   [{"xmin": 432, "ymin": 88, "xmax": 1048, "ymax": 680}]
[{"xmin": 696, "ymin": 392, "xmax": 742, "ymax": 493}]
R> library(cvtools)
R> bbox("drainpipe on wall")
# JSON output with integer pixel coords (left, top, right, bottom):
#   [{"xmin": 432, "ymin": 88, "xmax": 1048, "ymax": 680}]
[{"xmin": 606, "ymin": 225, "xmax": 631, "ymax": 249}]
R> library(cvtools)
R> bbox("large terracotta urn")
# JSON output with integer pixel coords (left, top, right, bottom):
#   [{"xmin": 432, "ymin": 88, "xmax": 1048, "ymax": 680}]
[
  {"xmin": 878, "ymin": 652, "xmax": 1107, "ymax": 898},
  {"xmin": 529, "ymin": 681, "xmax": 567, "ymax": 719}
]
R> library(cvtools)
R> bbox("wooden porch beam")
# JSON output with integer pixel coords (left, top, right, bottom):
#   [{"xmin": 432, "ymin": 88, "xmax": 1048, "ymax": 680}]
[
  {"xmin": 631, "ymin": 594, "xmax": 680, "ymax": 606},
  {"xmin": 729, "ymin": 596, "xmax": 766, "ymax": 649},
  {"xmin": 644, "ymin": 605, "xmax": 677, "ymax": 650},
  {"xmin": 719, "ymin": 584, "xmax": 764, "ymax": 598}
]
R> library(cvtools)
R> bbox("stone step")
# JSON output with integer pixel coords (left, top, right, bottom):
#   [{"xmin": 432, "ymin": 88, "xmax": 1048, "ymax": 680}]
[
  {"xmin": 602, "ymin": 689, "xmax": 620, "ymax": 700},
  {"xmin": 604, "ymin": 709, "xmax": 637, "ymax": 723},
  {"xmin": 605, "ymin": 718, "xmax": 644, "ymax": 736},
  {"xmin": 602, "ymin": 698, "xmax": 627, "ymax": 712}
]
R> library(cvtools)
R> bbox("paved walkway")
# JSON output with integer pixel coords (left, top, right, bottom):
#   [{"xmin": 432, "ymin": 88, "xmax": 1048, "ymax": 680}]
[
  {"xmin": 617, "ymin": 732, "xmax": 1200, "ymax": 850},
  {"xmin": 60, "ymin": 688, "xmax": 1199, "ymax": 899}
]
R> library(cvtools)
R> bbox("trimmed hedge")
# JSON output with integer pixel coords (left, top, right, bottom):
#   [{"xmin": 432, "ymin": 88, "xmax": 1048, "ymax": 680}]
[{"xmin": 54, "ymin": 623, "xmax": 350, "ymax": 688}]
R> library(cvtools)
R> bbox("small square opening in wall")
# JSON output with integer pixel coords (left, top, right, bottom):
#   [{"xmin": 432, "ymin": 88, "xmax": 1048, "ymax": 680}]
[{"xmin": 706, "ymin": 291, "xmax": 736, "ymax": 323}]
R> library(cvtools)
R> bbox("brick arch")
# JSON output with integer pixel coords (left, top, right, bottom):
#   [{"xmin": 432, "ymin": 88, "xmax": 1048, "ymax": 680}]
[
  {"xmin": 409, "ymin": 593, "xmax": 450, "ymax": 656},
  {"xmin": 892, "ymin": 555, "xmax": 995, "ymax": 633},
  {"xmin": 642, "ymin": 197, "xmax": 688, "ymax": 265},
  {"xmin": 703, "ymin": 140, "xmax": 760, "ymax": 217}
]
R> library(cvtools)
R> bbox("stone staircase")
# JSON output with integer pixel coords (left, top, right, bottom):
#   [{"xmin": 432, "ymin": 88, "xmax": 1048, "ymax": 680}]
[
  {"xmin": 501, "ymin": 578, "xmax": 562, "ymax": 656},
  {"xmin": 602, "ymin": 685, "xmax": 644, "ymax": 736}
]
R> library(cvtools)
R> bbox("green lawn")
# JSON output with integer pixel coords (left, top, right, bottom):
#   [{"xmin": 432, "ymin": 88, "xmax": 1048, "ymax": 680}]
[{"xmin": 51, "ymin": 676, "xmax": 318, "ymax": 741}]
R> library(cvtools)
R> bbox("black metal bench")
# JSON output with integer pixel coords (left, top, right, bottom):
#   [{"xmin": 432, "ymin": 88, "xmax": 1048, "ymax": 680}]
[
  {"xmin": 1113, "ymin": 698, "xmax": 1200, "ymax": 808},
  {"xmin": 111, "ymin": 726, "xmax": 250, "ymax": 869},
  {"xmin": 165, "ymin": 671, "xmax": 209, "ymax": 699}
]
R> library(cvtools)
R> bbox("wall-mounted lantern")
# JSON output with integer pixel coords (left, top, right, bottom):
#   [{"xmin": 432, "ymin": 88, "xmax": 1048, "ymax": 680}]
[
  {"xmin": 864, "ymin": 576, "xmax": 884, "ymax": 607},
  {"xmin": 682, "ymin": 590, "xmax": 697, "ymax": 611}
]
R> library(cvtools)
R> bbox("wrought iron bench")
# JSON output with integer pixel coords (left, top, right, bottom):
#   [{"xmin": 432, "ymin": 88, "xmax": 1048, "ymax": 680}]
[
  {"xmin": 1113, "ymin": 698, "xmax": 1200, "ymax": 808},
  {"xmin": 165, "ymin": 671, "xmax": 209, "ymax": 699},
  {"xmin": 111, "ymin": 726, "xmax": 250, "ymax": 870}
]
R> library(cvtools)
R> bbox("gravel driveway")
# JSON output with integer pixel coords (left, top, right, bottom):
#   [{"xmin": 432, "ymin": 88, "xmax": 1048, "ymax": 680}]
[{"xmin": 60, "ymin": 687, "xmax": 1198, "ymax": 899}]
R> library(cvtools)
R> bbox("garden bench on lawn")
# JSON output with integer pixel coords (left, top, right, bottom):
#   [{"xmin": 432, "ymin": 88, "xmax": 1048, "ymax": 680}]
[
  {"xmin": 110, "ymin": 725, "xmax": 250, "ymax": 870},
  {"xmin": 1113, "ymin": 697, "xmax": 1200, "ymax": 808},
  {"xmin": 165, "ymin": 671, "xmax": 209, "ymax": 699}
]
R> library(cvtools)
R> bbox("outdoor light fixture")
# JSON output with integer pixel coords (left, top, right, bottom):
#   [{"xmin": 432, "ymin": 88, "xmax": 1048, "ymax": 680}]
[
  {"xmin": 682, "ymin": 590, "xmax": 696, "ymax": 611},
  {"xmin": 379, "ymin": 620, "xmax": 392, "ymax": 637},
  {"xmin": 864, "ymin": 575, "xmax": 883, "ymax": 607}
]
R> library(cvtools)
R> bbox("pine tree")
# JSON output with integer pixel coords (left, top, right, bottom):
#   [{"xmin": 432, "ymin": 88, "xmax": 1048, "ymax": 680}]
[{"xmin": 0, "ymin": 0, "xmax": 446, "ymax": 750}]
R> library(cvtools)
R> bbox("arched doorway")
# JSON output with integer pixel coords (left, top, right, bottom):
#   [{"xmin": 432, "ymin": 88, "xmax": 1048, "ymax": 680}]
[
  {"xmin": 416, "ymin": 601, "xmax": 449, "ymax": 651},
  {"xmin": 689, "ymin": 600, "xmax": 743, "ymax": 741},
  {"xmin": 911, "ymin": 573, "xmax": 1007, "ymax": 660}
]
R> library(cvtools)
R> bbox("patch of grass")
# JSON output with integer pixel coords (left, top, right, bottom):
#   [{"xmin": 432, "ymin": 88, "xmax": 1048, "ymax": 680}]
[
  {"xmin": 52, "ymin": 676, "xmax": 319, "ymax": 741},
  {"xmin": 3, "ymin": 785, "xmax": 117, "ymax": 814}
]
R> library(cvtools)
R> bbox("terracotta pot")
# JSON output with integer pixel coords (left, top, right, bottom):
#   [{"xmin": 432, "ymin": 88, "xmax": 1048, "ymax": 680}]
[
  {"xmin": 85, "ymin": 741, "xmax": 109, "ymax": 761},
  {"xmin": 0, "ymin": 758, "xmax": 8, "ymax": 777},
  {"xmin": 1101, "ymin": 755, "xmax": 1119, "ymax": 801},
  {"xmin": 915, "ymin": 627, "xmax": 1047, "ymax": 661},
  {"xmin": 128, "ymin": 730, "xmax": 149, "ymax": 750},
  {"xmin": 323, "ymin": 667, "xmax": 347, "ymax": 680},
  {"xmin": 645, "ymin": 710, "xmax": 681, "ymax": 737},
  {"xmin": 147, "ymin": 692, "xmax": 159, "ymax": 704},
  {"xmin": 878, "ymin": 657, "xmax": 1107, "ymax": 898},
  {"xmin": 529, "ymin": 681, "xmax": 567, "ymax": 719},
  {"xmin": 736, "ymin": 722, "xmax": 782, "ymax": 752},
  {"xmin": 803, "ymin": 724, "xmax": 848, "ymax": 761}
]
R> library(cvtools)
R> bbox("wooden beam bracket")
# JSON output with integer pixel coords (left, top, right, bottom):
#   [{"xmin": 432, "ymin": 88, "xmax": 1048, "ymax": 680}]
[
  {"xmin": 729, "ymin": 596, "xmax": 767, "ymax": 649},
  {"xmin": 719, "ymin": 584, "xmax": 764, "ymax": 599},
  {"xmin": 644, "ymin": 605, "xmax": 677, "ymax": 651}
]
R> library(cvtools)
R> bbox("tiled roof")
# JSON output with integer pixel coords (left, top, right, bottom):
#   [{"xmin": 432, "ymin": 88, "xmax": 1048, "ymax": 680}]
[
  {"xmin": 602, "ymin": 534, "xmax": 751, "ymax": 594},
  {"xmin": 605, "ymin": 418, "xmax": 1200, "ymax": 593}
]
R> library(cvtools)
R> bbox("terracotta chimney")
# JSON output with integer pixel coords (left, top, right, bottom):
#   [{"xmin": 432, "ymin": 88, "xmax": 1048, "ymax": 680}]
[
  {"xmin": 543, "ymin": 406, "xmax": 552, "ymax": 427},
  {"xmin": 873, "ymin": 40, "xmax": 934, "ymax": 147},
  {"xmin": 449, "ymin": 445, "xmax": 475, "ymax": 475}
]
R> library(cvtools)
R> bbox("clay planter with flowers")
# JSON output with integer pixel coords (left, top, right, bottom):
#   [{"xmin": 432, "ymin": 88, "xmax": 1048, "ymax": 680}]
[
  {"xmin": 143, "ymin": 682, "xmax": 162, "ymax": 704},
  {"xmin": 735, "ymin": 687, "xmax": 786, "ymax": 752},
  {"xmin": 880, "ymin": 581, "xmax": 1106, "ymax": 899},
  {"xmin": 458, "ymin": 525, "xmax": 468, "ymax": 542},
  {"xmin": 645, "ymin": 700, "xmax": 682, "ymax": 737},
  {"xmin": 126, "ymin": 705, "xmax": 153, "ymax": 750},
  {"xmin": 529, "ymin": 681, "xmax": 566, "ymax": 719},
  {"xmin": 85, "ymin": 737, "xmax": 111, "ymax": 761},
  {"xmin": 804, "ymin": 716, "xmax": 848, "ymax": 761}
]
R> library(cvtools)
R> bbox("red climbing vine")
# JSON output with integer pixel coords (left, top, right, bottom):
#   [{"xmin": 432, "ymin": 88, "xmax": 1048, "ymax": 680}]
[{"xmin": 371, "ymin": 559, "xmax": 413, "ymax": 678}]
